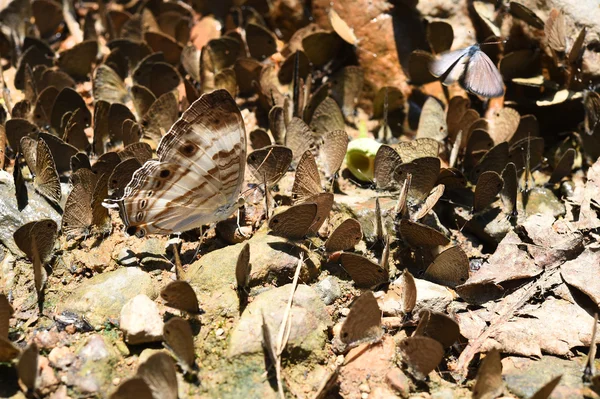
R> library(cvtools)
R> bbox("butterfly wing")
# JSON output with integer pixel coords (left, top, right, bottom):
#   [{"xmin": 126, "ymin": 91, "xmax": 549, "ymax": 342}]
[
  {"xmin": 430, "ymin": 47, "xmax": 470, "ymax": 84},
  {"xmin": 34, "ymin": 138, "xmax": 62, "ymax": 205},
  {"xmin": 118, "ymin": 90, "xmax": 246, "ymax": 236},
  {"xmin": 462, "ymin": 49, "xmax": 505, "ymax": 98}
]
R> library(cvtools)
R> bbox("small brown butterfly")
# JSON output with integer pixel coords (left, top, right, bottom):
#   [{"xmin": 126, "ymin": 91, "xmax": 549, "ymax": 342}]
[
  {"xmin": 471, "ymin": 349, "xmax": 503, "ymax": 399},
  {"xmin": 398, "ymin": 335, "xmax": 444, "ymax": 380},
  {"xmin": 338, "ymin": 252, "xmax": 389, "ymax": 289},
  {"xmin": 339, "ymin": 291, "xmax": 382, "ymax": 348},
  {"xmin": 160, "ymin": 280, "xmax": 200, "ymax": 314},
  {"xmin": 136, "ymin": 352, "xmax": 178, "ymax": 399},
  {"xmin": 20, "ymin": 137, "xmax": 61, "ymax": 205},
  {"xmin": 163, "ymin": 317, "xmax": 196, "ymax": 372},
  {"xmin": 324, "ymin": 218, "xmax": 362, "ymax": 252},
  {"xmin": 424, "ymin": 245, "xmax": 470, "ymax": 288}
]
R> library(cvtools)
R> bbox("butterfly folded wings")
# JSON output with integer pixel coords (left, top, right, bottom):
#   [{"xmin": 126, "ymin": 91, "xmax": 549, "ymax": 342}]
[
  {"xmin": 105, "ymin": 90, "xmax": 247, "ymax": 237},
  {"xmin": 430, "ymin": 44, "xmax": 505, "ymax": 99}
]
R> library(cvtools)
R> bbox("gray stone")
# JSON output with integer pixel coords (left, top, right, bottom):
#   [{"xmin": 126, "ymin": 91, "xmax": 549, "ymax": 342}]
[
  {"xmin": 314, "ymin": 276, "xmax": 342, "ymax": 305},
  {"xmin": 78, "ymin": 335, "xmax": 113, "ymax": 362},
  {"xmin": 119, "ymin": 294, "xmax": 164, "ymax": 344},
  {"xmin": 58, "ymin": 267, "xmax": 158, "ymax": 327},
  {"xmin": 503, "ymin": 355, "xmax": 588, "ymax": 398},
  {"xmin": 67, "ymin": 335, "xmax": 117, "ymax": 396},
  {"xmin": 228, "ymin": 284, "xmax": 332, "ymax": 357},
  {"xmin": 138, "ymin": 238, "xmax": 171, "ymax": 270},
  {"xmin": 525, "ymin": 187, "xmax": 566, "ymax": 218},
  {"xmin": 117, "ymin": 247, "xmax": 138, "ymax": 266},
  {"xmin": 0, "ymin": 170, "xmax": 62, "ymax": 256},
  {"xmin": 413, "ymin": 278, "xmax": 455, "ymax": 314},
  {"xmin": 186, "ymin": 229, "xmax": 321, "ymax": 293}
]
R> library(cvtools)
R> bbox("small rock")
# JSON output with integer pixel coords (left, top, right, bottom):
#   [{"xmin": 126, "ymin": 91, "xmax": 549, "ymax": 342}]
[
  {"xmin": 359, "ymin": 383, "xmax": 371, "ymax": 393},
  {"xmin": 215, "ymin": 328, "xmax": 224, "ymax": 337},
  {"xmin": 115, "ymin": 340, "xmax": 130, "ymax": 356},
  {"xmin": 186, "ymin": 230, "xmax": 322, "ymax": 294},
  {"xmin": 49, "ymin": 385, "xmax": 68, "ymax": 399},
  {"xmin": 75, "ymin": 375, "xmax": 100, "ymax": 394},
  {"xmin": 78, "ymin": 335, "xmax": 113, "ymax": 362},
  {"xmin": 0, "ymin": 170, "xmax": 62, "ymax": 255},
  {"xmin": 58, "ymin": 267, "xmax": 158, "ymax": 327},
  {"xmin": 39, "ymin": 356, "xmax": 59, "ymax": 395},
  {"xmin": 314, "ymin": 276, "xmax": 342, "ymax": 305},
  {"xmin": 525, "ymin": 187, "xmax": 566, "ymax": 218},
  {"xmin": 228, "ymin": 285, "xmax": 331, "ymax": 357},
  {"xmin": 432, "ymin": 389, "xmax": 455, "ymax": 399},
  {"xmin": 117, "ymin": 248, "xmax": 138, "ymax": 266},
  {"xmin": 138, "ymin": 238, "xmax": 171, "ymax": 270},
  {"xmin": 386, "ymin": 368, "xmax": 410, "ymax": 397},
  {"xmin": 33, "ymin": 329, "xmax": 60, "ymax": 349},
  {"xmin": 48, "ymin": 347, "xmax": 75, "ymax": 369},
  {"xmin": 413, "ymin": 278, "xmax": 455, "ymax": 314},
  {"xmin": 68, "ymin": 335, "xmax": 116, "ymax": 396},
  {"xmin": 370, "ymin": 386, "xmax": 400, "ymax": 399},
  {"xmin": 119, "ymin": 294, "xmax": 164, "ymax": 344}
]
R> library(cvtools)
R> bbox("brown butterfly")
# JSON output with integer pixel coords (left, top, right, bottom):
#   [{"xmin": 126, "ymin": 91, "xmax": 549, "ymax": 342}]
[
  {"xmin": 269, "ymin": 203, "xmax": 318, "ymax": 239},
  {"xmin": 424, "ymin": 246, "xmax": 470, "ymax": 288},
  {"xmin": 160, "ymin": 280, "xmax": 200, "ymax": 314},
  {"xmin": 324, "ymin": 218, "xmax": 362, "ymax": 252},
  {"xmin": 398, "ymin": 335, "xmax": 444, "ymax": 380},
  {"xmin": 413, "ymin": 309, "xmax": 460, "ymax": 349},
  {"xmin": 398, "ymin": 219, "xmax": 450, "ymax": 247},
  {"xmin": 136, "ymin": 352, "xmax": 178, "ymax": 399},
  {"xmin": 247, "ymin": 145, "xmax": 292, "ymax": 187},
  {"xmin": 20, "ymin": 137, "xmax": 61, "ymax": 206},
  {"xmin": 110, "ymin": 377, "xmax": 153, "ymax": 399},
  {"xmin": 338, "ymin": 252, "xmax": 389, "ymax": 289},
  {"xmin": 471, "ymin": 349, "xmax": 503, "ymax": 399},
  {"xmin": 163, "ymin": 317, "xmax": 196, "ymax": 372},
  {"xmin": 235, "ymin": 243, "xmax": 251, "ymax": 292},
  {"xmin": 18, "ymin": 342, "xmax": 39, "ymax": 393},
  {"xmin": 339, "ymin": 291, "xmax": 382, "ymax": 349}
]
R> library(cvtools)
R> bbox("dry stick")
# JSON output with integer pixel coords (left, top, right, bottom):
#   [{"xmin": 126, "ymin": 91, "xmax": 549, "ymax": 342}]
[
  {"xmin": 456, "ymin": 268, "xmax": 560, "ymax": 377},
  {"xmin": 271, "ymin": 253, "xmax": 304, "ymax": 399},
  {"xmin": 277, "ymin": 253, "xmax": 304, "ymax": 356}
]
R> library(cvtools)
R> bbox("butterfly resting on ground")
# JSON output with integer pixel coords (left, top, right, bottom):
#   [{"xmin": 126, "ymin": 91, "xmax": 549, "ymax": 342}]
[{"xmin": 105, "ymin": 89, "xmax": 247, "ymax": 237}]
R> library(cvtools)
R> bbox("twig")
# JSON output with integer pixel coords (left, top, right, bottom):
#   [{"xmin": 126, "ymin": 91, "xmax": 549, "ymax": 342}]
[
  {"xmin": 277, "ymin": 253, "xmax": 304, "ymax": 356},
  {"xmin": 456, "ymin": 268, "xmax": 560, "ymax": 377},
  {"xmin": 271, "ymin": 253, "xmax": 304, "ymax": 399}
]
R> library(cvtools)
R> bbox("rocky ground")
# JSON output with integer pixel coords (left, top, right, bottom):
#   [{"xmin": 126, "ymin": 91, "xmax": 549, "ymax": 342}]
[{"xmin": 2, "ymin": 0, "xmax": 600, "ymax": 398}]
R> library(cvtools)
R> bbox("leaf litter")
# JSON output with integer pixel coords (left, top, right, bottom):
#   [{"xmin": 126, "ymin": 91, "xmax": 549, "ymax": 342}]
[{"xmin": 1, "ymin": 0, "xmax": 600, "ymax": 398}]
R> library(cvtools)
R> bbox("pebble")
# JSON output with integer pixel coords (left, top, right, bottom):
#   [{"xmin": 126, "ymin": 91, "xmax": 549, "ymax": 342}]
[
  {"xmin": 78, "ymin": 335, "xmax": 112, "ymax": 362},
  {"xmin": 386, "ymin": 368, "xmax": 410, "ymax": 397},
  {"xmin": 34, "ymin": 329, "xmax": 60, "ymax": 349},
  {"xmin": 119, "ymin": 294, "xmax": 164, "ymax": 344},
  {"xmin": 117, "ymin": 248, "xmax": 138, "ymax": 266},
  {"xmin": 48, "ymin": 346, "xmax": 75, "ymax": 369},
  {"xmin": 314, "ymin": 276, "xmax": 342, "ymax": 305},
  {"xmin": 216, "ymin": 328, "xmax": 224, "ymax": 336}
]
